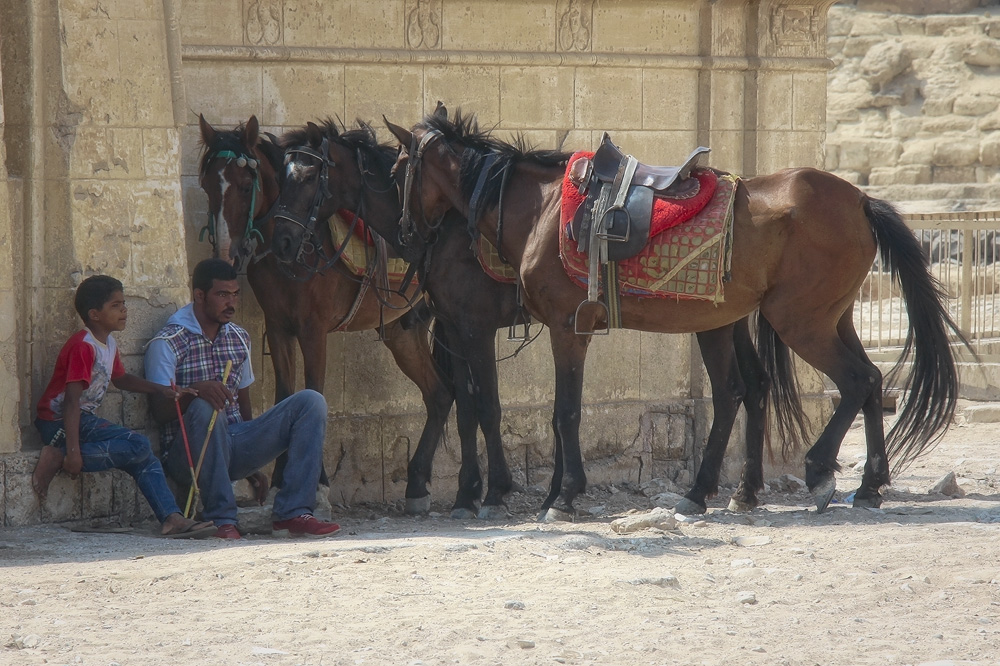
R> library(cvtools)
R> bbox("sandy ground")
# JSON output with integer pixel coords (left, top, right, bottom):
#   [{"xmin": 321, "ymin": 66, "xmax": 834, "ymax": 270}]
[{"xmin": 3, "ymin": 409, "xmax": 1000, "ymax": 666}]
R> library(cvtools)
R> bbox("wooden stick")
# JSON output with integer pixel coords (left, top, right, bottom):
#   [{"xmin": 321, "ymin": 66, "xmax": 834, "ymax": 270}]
[{"xmin": 184, "ymin": 360, "xmax": 233, "ymax": 518}]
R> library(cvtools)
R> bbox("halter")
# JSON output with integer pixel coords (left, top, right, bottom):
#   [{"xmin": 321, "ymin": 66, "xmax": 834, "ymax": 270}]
[
  {"xmin": 398, "ymin": 128, "xmax": 445, "ymax": 249},
  {"xmin": 201, "ymin": 148, "xmax": 264, "ymax": 271}
]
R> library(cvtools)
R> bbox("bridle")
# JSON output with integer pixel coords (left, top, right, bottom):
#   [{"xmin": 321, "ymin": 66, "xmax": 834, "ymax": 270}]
[
  {"xmin": 202, "ymin": 148, "xmax": 266, "ymax": 272},
  {"xmin": 398, "ymin": 128, "xmax": 449, "ymax": 250}
]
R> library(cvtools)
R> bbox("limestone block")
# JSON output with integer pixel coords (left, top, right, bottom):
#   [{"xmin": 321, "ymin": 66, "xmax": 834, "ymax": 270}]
[
  {"xmin": 975, "ymin": 166, "xmax": 1000, "ymax": 183},
  {"xmin": 827, "ymin": 93, "xmax": 871, "ymax": 123},
  {"xmin": 757, "ymin": 73, "xmax": 793, "ymax": 131},
  {"xmin": 827, "ymin": 7, "xmax": 854, "ymax": 37},
  {"xmin": 68, "ymin": 128, "xmax": 142, "ymax": 180},
  {"xmin": 578, "ymin": 330, "xmax": 641, "ymax": 403},
  {"xmin": 848, "ymin": 15, "xmax": 901, "ymax": 37},
  {"xmin": 496, "ymin": 328, "xmax": 556, "ymax": 407},
  {"xmin": 592, "ymin": 3, "xmax": 698, "ymax": 54},
  {"xmin": 925, "ymin": 16, "xmax": 981, "ymax": 36},
  {"xmin": 889, "ymin": 114, "xmax": 924, "ymax": 140},
  {"xmin": 108, "ymin": 470, "xmax": 146, "ymax": 521},
  {"xmin": 963, "ymin": 38, "xmax": 1000, "ymax": 67},
  {"xmin": 320, "ymin": 1, "xmax": 405, "ymax": 49},
  {"xmin": 919, "ymin": 115, "xmax": 976, "ymax": 134},
  {"xmin": 953, "ymin": 93, "xmax": 1000, "ymax": 117},
  {"xmin": 423, "ymin": 66, "xmax": 501, "ymax": 125},
  {"xmin": 824, "ymin": 148, "xmax": 839, "ymax": 171},
  {"xmin": 500, "ymin": 67, "xmax": 574, "ymax": 129},
  {"xmin": 980, "ymin": 137, "xmax": 1000, "ymax": 166},
  {"xmin": 899, "ymin": 138, "xmax": 936, "ymax": 165},
  {"xmin": 980, "ymin": 112, "xmax": 1000, "ymax": 131},
  {"xmin": 5, "ymin": 455, "xmax": 41, "ymax": 526},
  {"xmin": 641, "ymin": 69, "xmax": 697, "ymax": 131},
  {"xmin": 932, "ymin": 166, "xmax": 976, "ymax": 183},
  {"xmin": 341, "ymin": 328, "xmax": 427, "ymax": 414},
  {"xmin": 444, "ymin": 1, "xmax": 555, "ymax": 52},
  {"xmin": 837, "ymin": 139, "xmax": 872, "ymax": 171},
  {"xmin": 142, "ymin": 128, "xmax": 181, "ymax": 179},
  {"xmin": 344, "ymin": 65, "xmax": 423, "ymax": 135},
  {"xmin": 575, "ymin": 68, "xmax": 643, "ymax": 130},
  {"xmin": 706, "ymin": 71, "xmax": 746, "ymax": 132},
  {"xmin": 896, "ymin": 16, "xmax": 928, "ymax": 37},
  {"xmin": 869, "ymin": 165, "xmax": 931, "ymax": 185},
  {"xmin": 129, "ymin": 182, "xmax": 188, "ymax": 289},
  {"xmin": 180, "ymin": 126, "xmax": 205, "ymax": 179},
  {"xmin": 262, "ymin": 64, "xmax": 346, "ymax": 126},
  {"xmin": 869, "ymin": 138, "xmax": 902, "ymax": 165},
  {"xmin": 61, "ymin": 0, "xmax": 160, "ymax": 19},
  {"xmin": 179, "ymin": 0, "xmax": 243, "ymax": 46},
  {"xmin": 60, "ymin": 18, "xmax": 127, "ymax": 126},
  {"xmin": 860, "ymin": 40, "xmax": 910, "ymax": 88},
  {"xmin": 834, "ymin": 170, "xmax": 863, "ymax": 185},
  {"xmin": 706, "ymin": 130, "xmax": 744, "ymax": 174},
  {"xmin": 756, "ymin": 131, "xmax": 824, "ymax": 172},
  {"xmin": 183, "ymin": 63, "xmax": 262, "ymax": 126},
  {"xmin": 843, "ymin": 36, "xmax": 886, "ymax": 58},
  {"xmin": 283, "ymin": 1, "xmax": 343, "ymax": 49},
  {"xmin": 793, "ymin": 71, "xmax": 829, "ymax": 132},
  {"xmin": 637, "ymin": 331, "xmax": 691, "ymax": 402},
  {"xmin": 118, "ymin": 20, "xmax": 174, "ymax": 126},
  {"xmin": 827, "ymin": 35, "xmax": 846, "ymax": 56},
  {"xmin": 932, "ymin": 140, "xmax": 979, "ymax": 167}
]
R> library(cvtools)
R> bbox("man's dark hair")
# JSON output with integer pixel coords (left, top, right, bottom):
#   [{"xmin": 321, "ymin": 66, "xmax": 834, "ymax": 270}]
[
  {"xmin": 192, "ymin": 258, "xmax": 238, "ymax": 293},
  {"xmin": 74, "ymin": 275, "xmax": 124, "ymax": 323}
]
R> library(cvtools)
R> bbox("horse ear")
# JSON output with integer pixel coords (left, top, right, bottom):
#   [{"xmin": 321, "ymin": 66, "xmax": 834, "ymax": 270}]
[
  {"xmin": 199, "ymin": 113, "xmax": 216, "ymax": 145},
  {"xmin": 434, "ymin": 101, "xmax": 447, "ymax": 119},
  {"xmin": 384, "ymin": 117, "xmax": 412, "ymax": 148},
  {"xmin": 244, "ymin": 115, "xmax": 260, "ymax": 148},
  {"xmin": 306, "ymin": 121, "xmax": 323, "ymax": 148}
]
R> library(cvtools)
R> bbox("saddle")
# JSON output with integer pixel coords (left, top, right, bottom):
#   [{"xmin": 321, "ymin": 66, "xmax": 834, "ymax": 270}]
[{"xmin": 570, "ymin": 133, "xmax": 710, "ymax": 262}]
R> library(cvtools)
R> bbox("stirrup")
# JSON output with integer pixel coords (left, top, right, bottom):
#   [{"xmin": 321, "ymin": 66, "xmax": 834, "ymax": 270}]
[
  {"xmin": 574, "ymin": 299, "xmax": 610, "ymax": 336},
  {"xmin": 507, "ymin": 309, "xmax": 532, "ymax": 342},
  {"xmin": 596, "ymin": 204, "xmax": 631, "ymax": 244}
]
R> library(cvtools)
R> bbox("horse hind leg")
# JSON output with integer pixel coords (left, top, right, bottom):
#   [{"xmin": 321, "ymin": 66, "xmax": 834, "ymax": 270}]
[
  {"xmin": 676, "ymin": 323, "xmax": 744, "ymax": 516},
  {"xmin": 780, "ymin": 318, "xmax": 881, "ymax": 512},
  {"xmin": 837, "ymin": 313, "xmax": 888, "ymax": 509},
  {"xmin": 728, "ymin": 316, "xmax": 770, "ymax": 513}
]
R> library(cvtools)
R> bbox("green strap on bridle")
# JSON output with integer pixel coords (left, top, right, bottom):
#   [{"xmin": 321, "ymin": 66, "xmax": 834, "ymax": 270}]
[{"xmin": 201, "ymin": 149, "xmax": 263, "ymax": 250}]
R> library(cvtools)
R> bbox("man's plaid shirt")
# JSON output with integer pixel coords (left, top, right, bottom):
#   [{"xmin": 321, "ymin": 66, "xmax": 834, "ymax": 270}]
[{"xmin": 147, "ymin": 313, "xmax": 252, "ymax": 447}]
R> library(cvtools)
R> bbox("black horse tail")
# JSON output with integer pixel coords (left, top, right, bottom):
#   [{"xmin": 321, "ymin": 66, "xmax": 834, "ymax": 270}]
[
  {"xmin": 755, "ymin": 313, "xmax": 810, "ymax": 461},
  {"xmin": 865, "ymin": 197, "xmax": 967, "ymax": 473}
]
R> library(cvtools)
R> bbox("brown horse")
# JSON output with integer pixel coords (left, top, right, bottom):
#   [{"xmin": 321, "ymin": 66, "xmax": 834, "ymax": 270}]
[
  {"xmin": 268, "ymin": 118, "xmax": 525, "ymax": 518},
  {"xmin": 197, "ymin": 115, "xmax": 452, "ymax": 492},
  {"xmin": 385, "ymin": 109, "xmax": 964, "ymax": 520}
]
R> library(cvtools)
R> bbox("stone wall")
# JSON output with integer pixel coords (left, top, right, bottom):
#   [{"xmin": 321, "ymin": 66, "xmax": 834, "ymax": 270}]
[
  {"xmin": 827, "ymin": 1, "xmax": 1000, "ymax": 210},
  {"xmin": 0, "ymin": 0, "xmax": 839, "ymax": 526}
]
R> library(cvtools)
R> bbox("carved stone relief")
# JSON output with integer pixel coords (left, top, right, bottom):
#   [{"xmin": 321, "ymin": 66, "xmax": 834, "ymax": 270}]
[
  {"xmin": 405, "ymin": 0, "xmax": 442, "ymax": 50},
  {"xmin": 557, "ymin": 0, "xmax": 592, "ymax": 52},
  {"xmin": 244, "ymin": 0, "xmax": 282, "ymax": 47}
]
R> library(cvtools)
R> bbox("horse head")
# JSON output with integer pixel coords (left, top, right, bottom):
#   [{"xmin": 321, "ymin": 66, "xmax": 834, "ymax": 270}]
[{"xmin": 198, "ymin": 114, "xmax": 281, "ymax": 270}]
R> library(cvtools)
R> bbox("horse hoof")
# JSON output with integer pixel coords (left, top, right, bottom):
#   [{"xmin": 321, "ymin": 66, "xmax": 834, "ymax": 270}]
[
  {"xmin": 853, "ymin": 493, "xmax": 883, "ymax": 509},
  {"xmin": 811, "ymin": 477, "xmax": 837, "ymax": 513},
  {"xmin": 538, "ymin": 507, "xmax": 575, "ymax": 523},
  {"xmin": 450, "ymin": 507, "xmax": 477, "ymax": 520},
  {"xmin": 727, "ymin": 497, "xmax": 757, "ymax": 513},
  {"xmin": 477, "ymin": 505, "xmax": 509, "ymax": 520},
  {"xmin": 673, "ymin": 498, "xmax": 707, "ymax": 516},
  {"xmin": 404, "ymin": 496, "xmax": 431, "ymax": 515}
]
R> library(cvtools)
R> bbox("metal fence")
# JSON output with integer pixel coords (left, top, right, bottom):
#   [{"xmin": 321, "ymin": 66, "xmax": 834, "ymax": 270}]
[{"xmin": 855, "ymin": 210, "xmax": 1000, "ymax": 350}]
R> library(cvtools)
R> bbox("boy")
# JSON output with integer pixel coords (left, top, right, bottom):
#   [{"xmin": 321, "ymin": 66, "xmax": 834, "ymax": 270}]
[{"xmin": 32, "ymin": 275, "xmax": 215, "ymax": 538}]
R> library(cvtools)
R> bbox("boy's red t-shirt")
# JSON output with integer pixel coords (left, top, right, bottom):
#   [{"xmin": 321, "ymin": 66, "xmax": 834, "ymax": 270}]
[{"xmin": 36, "ymin": 329, "xmax": 126, "ymax": 421}]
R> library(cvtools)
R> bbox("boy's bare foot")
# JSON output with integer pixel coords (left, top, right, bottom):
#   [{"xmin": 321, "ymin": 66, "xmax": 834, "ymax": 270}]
[
  {"xmin": 32, "ymin": 446, "xmax": 65, "ymax": 499},
  {"xmin": 160, "ymin": 512, "xmax": 215, "ymax": 538}
]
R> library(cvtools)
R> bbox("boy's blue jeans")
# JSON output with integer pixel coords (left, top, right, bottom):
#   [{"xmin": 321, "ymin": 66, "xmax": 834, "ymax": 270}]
[
  {"xmin": 163, "ymin": 389, "xmax": 327, "ymax": 527},
  {"xmin": 34, "ymin": 414, "xmax": 181, "ymax": 523}
]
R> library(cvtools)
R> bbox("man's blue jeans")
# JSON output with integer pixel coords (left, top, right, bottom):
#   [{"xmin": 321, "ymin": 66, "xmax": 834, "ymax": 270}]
[
  {"xmin": 35, "ymin": 414, "xmax": 181, "ymax": 523},
  {"xmin": 164, "ymin": 389, "xmax": 327, "ymax": 527}
]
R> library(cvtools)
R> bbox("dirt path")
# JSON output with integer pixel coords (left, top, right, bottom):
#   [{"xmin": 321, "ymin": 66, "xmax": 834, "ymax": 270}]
[{"xmin": 3, "ymin": 415, "xmax": 1000, "ymax": 666}]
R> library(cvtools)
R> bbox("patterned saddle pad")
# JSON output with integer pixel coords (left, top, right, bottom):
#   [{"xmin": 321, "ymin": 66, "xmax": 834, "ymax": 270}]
[
  {"xmin": 328, "ymin": 211, "xmax": 409, "ymax": 280},
  {"xmin": 559, "ymin": 168, "xmax": 739, "ymax": 302}
]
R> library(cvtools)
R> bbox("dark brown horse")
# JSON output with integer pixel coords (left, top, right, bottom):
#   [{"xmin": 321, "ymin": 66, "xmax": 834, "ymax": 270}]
[
  {"xmin": 385, "ymin": 109, "xmax": 964, "ymax": 520},
  {"xmin": 197, "ymin": 115, "xmax": 452, "ymax": 493},
  {"xmin": 268, "ymin": 118, "xmax": 524, "ymax": 518}
]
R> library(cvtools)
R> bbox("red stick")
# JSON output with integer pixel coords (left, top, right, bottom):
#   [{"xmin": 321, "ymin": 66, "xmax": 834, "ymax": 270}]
[{"xmin": 172, "ymin": 381, "xmax": 200, "ymax": 518}]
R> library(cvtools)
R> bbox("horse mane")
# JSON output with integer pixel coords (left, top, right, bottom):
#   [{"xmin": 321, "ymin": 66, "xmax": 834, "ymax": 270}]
[
  {"xmin": 416, "ymin": 108, "xmax": 572, "ymax": 214},
  {"xmin": 281, "ymin": 118, "xmax": 397, "ymax": 179}
]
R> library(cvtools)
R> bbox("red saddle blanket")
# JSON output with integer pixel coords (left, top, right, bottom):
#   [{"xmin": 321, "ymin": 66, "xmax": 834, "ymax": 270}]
[
  {"xmin": 327, "ymin": 210, "xmax": 409, "ymax": 280},
  {"xmin": 559, "ymin": 154, "xmax": 738, "ymax": 302},
  {"xmin": 561, "ymin": 152, "xmax": 719, "ymax": 240}
]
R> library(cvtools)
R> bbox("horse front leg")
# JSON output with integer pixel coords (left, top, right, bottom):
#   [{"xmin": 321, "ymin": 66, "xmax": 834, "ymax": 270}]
[
  {"xmin": 265, "ymin": 323, "xmax": 297, "ymax": 490},
  {"xmin": 466, "ymin": 340, "xmax": 515, "ymax": 520},
  {"xmin": 381, "ymin": 318, "xmax": 454, "ymax": 515},
  {"xmin": 540, "ymin": 324, "xmax": 591, "ymax": 522},
  {"xmin": 296, "ymin": 325, "xmax": 330, "ymax": 487},
  {"xmin": 675, "ymin": 324, "xmax": 743, "ymax": 516}
]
